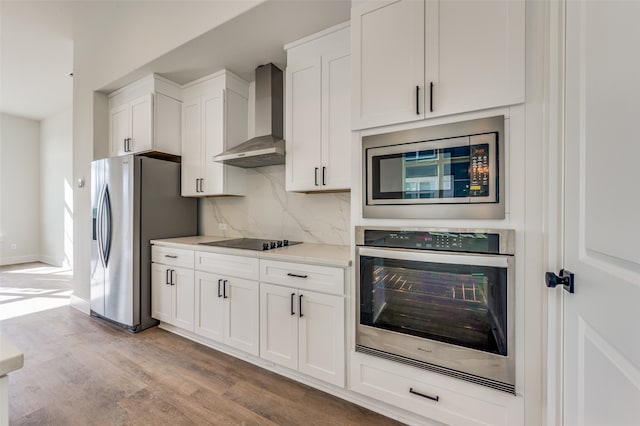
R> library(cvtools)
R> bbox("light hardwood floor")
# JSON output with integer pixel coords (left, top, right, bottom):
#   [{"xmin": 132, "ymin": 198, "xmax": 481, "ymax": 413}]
[{"xmin": 0, "ymin": 263, "xmax": 402, "ymax": 425}]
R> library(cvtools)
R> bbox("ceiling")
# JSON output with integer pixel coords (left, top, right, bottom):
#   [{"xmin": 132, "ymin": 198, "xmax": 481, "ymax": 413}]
[
  {"xmin": 0, "ymin": 1, "xmax": 76, "ymax": 121},
  {"xmin": 0, "ymin": 0, "xmax": 351, "ymax": 122}
]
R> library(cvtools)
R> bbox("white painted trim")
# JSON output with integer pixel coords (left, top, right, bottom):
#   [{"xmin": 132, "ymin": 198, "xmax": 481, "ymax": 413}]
[
  {"xmin": 0, "ymin": 255, "xmax": 39, "ymax": 266},
  {"xmin": 70, "ymin": 295, "xmax": 90, "ymax": 314},
  {"xmin": 545, "ymin": 0, "xmax": 567, "ymax": 424},
  {"xmin": 283, "ymin": 21, "xmax": 350, "ymax": 51},
  {"xmin": 38, "ymin": 255, "xmax": 63, "ymax": 267}
]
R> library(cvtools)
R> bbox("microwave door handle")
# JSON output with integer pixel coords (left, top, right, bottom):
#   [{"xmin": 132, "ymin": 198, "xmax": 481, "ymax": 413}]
[{"xmin": 357, "ymin": 247, "xmax": 510, "ymax": 269}]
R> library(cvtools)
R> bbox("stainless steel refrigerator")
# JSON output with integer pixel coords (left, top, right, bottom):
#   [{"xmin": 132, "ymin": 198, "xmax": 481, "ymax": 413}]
[{"xmin": 90, "ymin": 155, "xmax": 197, "ymax": 332}]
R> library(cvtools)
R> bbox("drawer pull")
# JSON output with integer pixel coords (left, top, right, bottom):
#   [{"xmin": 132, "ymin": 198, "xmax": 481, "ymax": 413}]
[
  {"xmin": 165, "ymin": 255, "xmax": 178, "ymax": 259},
  {"xmin": 409, "ymin": 388, "xmax": 439, "ymax": 402},
  {"xmin": 287, "ymin": 273, "xmax": 308, "ymax": 279}
]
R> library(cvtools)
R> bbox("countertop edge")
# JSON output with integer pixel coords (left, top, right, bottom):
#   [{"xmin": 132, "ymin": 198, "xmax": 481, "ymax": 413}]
[
  {"xmin": 0, "ymin": 336, "xmax": 24, "ymax": 377},
  {"xmin": 151, "ymin": 237, "xmax": 352, "ymax": 268}
]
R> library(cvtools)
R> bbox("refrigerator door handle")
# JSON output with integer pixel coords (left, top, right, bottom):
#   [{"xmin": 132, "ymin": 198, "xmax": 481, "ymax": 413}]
[
  {"xmin": 101, "ymin": 185, "xmax": 113, "ymax": 266},
  {"xmin": 96, "ymin": 184, "xmax": 106, "ymax": 268}
]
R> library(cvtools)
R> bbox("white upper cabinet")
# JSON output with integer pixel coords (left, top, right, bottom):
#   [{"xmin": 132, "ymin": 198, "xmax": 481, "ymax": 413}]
[
  {"xmin": 351, "ymin": 0, "xmax": 525, "ymax": 130},
  {"xmin": 181, "ymin": 70, "xmax": 249, "ymax": 197},
  {"xmin": 108, "ymin": 75, "xmax": 182, "ymax": 157},
  {"xmin": 352, "ymin": 1, "xmax": 426, "ymax": 129},
  {"xmin": 285, "ymin": 23, "xmax": 351, "ymax": 192}
]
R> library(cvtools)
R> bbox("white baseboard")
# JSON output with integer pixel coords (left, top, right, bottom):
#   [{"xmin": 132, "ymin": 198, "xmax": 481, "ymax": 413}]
[
  {"xmin": 0, "ymin": 254, "xmax": 39, "ymax": 266},
  {"xmin": 38, "ymin": 255, "xmax": 63, "ymax": 267},
  {"xmin": 70, "ymin": 295, "xmax": 90, "ymax": 314}
]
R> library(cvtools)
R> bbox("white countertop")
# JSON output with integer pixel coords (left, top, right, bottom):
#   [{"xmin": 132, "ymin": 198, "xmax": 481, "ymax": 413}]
[
  {"xmin": 151, "ymin": 236, "xmax": 352, "ymax": 268},
  {"xmin": 0, "ymin": 336, "xmax": 23, "ymax": 377}
]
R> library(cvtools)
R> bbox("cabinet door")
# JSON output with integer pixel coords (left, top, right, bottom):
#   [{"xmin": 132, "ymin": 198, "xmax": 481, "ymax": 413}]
[
  {"xmin": 202, "ymin": 93, "xmax": 225, "ymax": 195},
  {"xmin": 171, "ymin": 266, "xmax": 195, "ymax": 331},
  {"xmin": 154, "ymin": 93, "xmax": 182, "ymax": 156},
  {"xmin": 435, "ymin": 0, "xmax": 524, "ymax": 115},
  {"xmin": 260, "ymin": 283, "xmax": 298, "ymax": 370},
  {"xmin": 151, "ymin": 263, "xmax": 172, "ymax": 323},
  {"xmin": 352, "ymin": 0, "xmax": 425, "ymax": 130},
  {"xmin": 181, "ymin": 98, "xmax": 202, "ymax": 197},
  {"xmin": 194, "ymin": 271, "xmax": 225, "ymax": 343},
  {"xmin": 224, "ymin": 277, "xmax": 259, "ymax": 356},
  {"xmin": 285, "ymin": 58, "xmax": 322, "ymax": 191},
  {"xmin": 130, "ymin": 94, "xmax": 154, "ymax": 153},
  {"xmin": 109, "ymin": 103, "xmax": 130, "ymax": 157},
  {"xmin": 321, "ymin": 50, "xmax": 351, "ymax": 190},
  {"xmin": 298, "ymin": 291, "xmax": 345, "ymax": 387}
]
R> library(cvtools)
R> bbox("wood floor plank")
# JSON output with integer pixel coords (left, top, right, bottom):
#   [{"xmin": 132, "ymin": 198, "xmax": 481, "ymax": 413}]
[{"xmin": 1, "ymin": 265, "xmax": 403, "ymax": 425}]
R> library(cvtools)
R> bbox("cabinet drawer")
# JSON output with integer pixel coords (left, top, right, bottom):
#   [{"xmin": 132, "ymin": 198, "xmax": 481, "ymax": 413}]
[
  {"xmin": 152, "ymin": 246, "xmax": 194, "ymax": 268},
  {"xmin": 351, "ymin": 353, "xmax": 518, "ymax": 426},
  {"xmin": 260, "ymin": 260, "xmax": 344, "ymax": 295},
  {"xmin": 195, "ymin": 251, "xmax": 259, "ymax": 280}
]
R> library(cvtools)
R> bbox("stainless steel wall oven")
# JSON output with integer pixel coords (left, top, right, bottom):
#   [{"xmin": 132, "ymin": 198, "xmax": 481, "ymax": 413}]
[
  {"xmin": 363, "ymin": 115, "xmax": 505, "ymax": 219},
  {"xmin": 356, "ymin": 226, "xmax": 516, "ymax": 393}
]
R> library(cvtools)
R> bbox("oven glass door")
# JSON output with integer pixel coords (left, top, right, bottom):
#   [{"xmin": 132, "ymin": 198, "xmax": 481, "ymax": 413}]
[
  {"xmin": 358, "ymin": 247, "xmax": 510, "ymax": 356},
  {"xmin": 366, "ymin": 133, "xmax": 496, "ymax": 205}
]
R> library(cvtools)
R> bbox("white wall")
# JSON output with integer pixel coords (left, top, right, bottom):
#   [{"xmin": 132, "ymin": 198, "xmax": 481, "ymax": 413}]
[
  {"xmin": 40, "ymin": 108, "xmax": 73, "ymax": 267},
  {"xmin": 0, "ymin": 113, "xmax": 41, "ymax": 265},
  {"xmin": 72, "ymin": 2, "xmax": 264, "ymax": 302}
]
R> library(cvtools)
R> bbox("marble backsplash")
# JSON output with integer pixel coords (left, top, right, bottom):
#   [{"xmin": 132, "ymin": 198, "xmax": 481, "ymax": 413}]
[{"xmin": 199, "ymin": 165, "xmax": 351, "ymax": 246}]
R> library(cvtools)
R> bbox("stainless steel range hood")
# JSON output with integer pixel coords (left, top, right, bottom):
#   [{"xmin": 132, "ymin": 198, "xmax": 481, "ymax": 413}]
[{"xmin": 213, "ymin": 63, "xmax": 284, "ymax": 168}]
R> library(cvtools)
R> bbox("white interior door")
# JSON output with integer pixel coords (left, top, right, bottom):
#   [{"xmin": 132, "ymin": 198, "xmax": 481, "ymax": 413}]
[{"xmin": 562, "ymin": 1, "xmax": 640, "ymax": 424}]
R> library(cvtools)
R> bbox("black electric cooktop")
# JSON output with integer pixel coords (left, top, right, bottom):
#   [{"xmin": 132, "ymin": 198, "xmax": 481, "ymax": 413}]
[{"xmin": 199, "ymin": 238, "xmax": 302, "ymax": 251}]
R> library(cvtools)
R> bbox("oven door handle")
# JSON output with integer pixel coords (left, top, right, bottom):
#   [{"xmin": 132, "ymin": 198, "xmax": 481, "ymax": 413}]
[{"xmin": 356, "ymin": 247, "xmax": 510, "ymax": 268}]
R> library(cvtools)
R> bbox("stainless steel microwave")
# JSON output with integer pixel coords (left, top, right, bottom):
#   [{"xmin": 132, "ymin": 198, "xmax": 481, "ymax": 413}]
[{"xmin": 363, "ymin": 116, "xmax": 505, "ymax": 219}]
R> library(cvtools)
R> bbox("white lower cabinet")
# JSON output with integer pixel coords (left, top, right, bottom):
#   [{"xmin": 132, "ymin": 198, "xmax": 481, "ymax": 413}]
[
  {"xmin": 193, "ymin": 252, "xmax": 260, "ymax": 356},
  {"xmin": 260, "ymin": 260, "xmax": 345, "ymax": 388},
  {"xmin": 151, "ymin": 263, "xmax": 195, "ymax": 331},
  {"xmin": 351, "ymin": 351, "xmax": 522, "ymax": 426}
]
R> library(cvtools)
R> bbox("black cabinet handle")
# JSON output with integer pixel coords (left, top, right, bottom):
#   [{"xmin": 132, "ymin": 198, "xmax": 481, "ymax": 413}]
[
  {"xmin": 199, "ymin": 178, "xmax": 204, "ymax": 193},
  {"xmin": 416, "ymin": 85, "xmax": 420, "ymax": 115},
  {"xmin": 290, "ymin": 293, "xmax": 296, "ymax": 316},
  {"xmin": 314, "ymin": 167, "xmax": 319, "ymax": 186},
  {"xmin": 299, "ymin": 294, "xmax": 303, "ymax": 318},
  {"xmin": 429, "ymin": 82, "xmax": 434, "ymax": 112},
  {"xmin": 217, "ymin": 279, "xmax": 222, "ymax": 298},
  {"xmin": 322, "ymin": 167, "xmax": 326, "ymax": 185},
  {"xmin": 170, "ymin": 269, "xmax": 176, "ymax": 286},
  {"xmin": 165, "ymin": 269, "xmax": 170, "ymax": 285},
  {"xmin": 287, "ymin": 273, "xmax": 308, "ymax": 279},
  {"xmin": 165, "ymin": 254, "xmax": 178, "ymax": 259},
  {"xmin": 409, "ymin": 387, "xmax": 439, "ymax": 402},
  {"xmin": 223, "ymin": 280, "xmax": 228, "ymax": 299}
]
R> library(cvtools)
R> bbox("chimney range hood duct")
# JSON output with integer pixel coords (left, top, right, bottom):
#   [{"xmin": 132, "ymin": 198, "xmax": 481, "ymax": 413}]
[{"xmin": 213, "ymin": 63, "xmax": 284, "ymax": 168}]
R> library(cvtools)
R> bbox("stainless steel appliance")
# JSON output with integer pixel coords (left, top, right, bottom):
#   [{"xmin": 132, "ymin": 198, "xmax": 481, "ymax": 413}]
[
  {"xmin": 213, "ymin": 63, "xmax": 285, "ymax": 167},
  {"xmin": 91, "ymin": 155, "xmax": 197, "ymax": 332},
  {"xmin": 356, "ymin": 226, "xmax": 516, "ymax": 393},
  {"xmin": 199, "ymin": 238, "xmax": 302, "ymax": 251},
  {"xmin": 363, "ymin": 115, "xmax": 505, "ymax": 219}
]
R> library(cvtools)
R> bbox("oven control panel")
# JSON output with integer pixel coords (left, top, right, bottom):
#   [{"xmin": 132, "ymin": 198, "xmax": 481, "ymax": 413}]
[{"xmin": 363, "ymin": 229, "xmax": 501, "ymax": 254}]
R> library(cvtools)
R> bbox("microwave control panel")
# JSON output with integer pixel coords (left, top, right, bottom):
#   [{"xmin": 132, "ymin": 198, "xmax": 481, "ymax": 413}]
[{"xmin": 469, "ymin": 143, "xmax": 491, "ymax": 197}]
